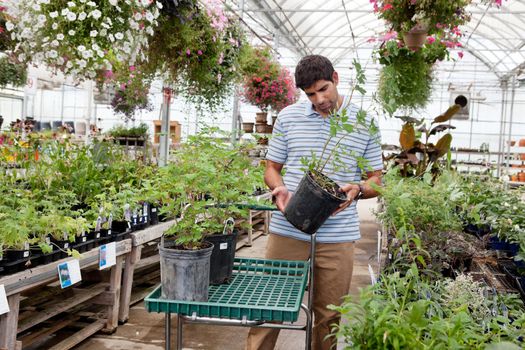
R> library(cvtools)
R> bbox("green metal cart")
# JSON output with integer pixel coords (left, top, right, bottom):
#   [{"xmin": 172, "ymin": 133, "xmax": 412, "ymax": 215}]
[{"xmin": 145, "ymin": 232, "xmax": 317, "ymax": 350}]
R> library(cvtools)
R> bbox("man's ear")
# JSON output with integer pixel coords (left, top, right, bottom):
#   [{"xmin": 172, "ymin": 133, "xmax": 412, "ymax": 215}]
[{"xmin": 332, "ymin": 71, "xmax": 339, "ymax": 86}]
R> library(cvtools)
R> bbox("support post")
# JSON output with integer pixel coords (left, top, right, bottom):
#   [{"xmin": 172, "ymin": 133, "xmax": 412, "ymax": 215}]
[
  {"xmin": 0, "ymin": 293, "xmax": 20, "ymax": 350},
  {"xmin": 159, "ymin": 87, "xmax": 172, "ymax": 167}
]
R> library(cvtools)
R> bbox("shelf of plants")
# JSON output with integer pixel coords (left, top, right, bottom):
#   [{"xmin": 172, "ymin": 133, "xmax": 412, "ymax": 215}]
[
  {"xmin": 0, "ymin": 127, "xmax": 269, "ymax": 347},
  {"xmin": 355, "ymin": 107, "xmax": 525, "ymax": 348}
]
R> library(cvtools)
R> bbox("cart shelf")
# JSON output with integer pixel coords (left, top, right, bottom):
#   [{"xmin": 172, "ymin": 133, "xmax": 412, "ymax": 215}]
[{"xmin": 145, "ymin": 257, "xmax": 309, "ymax": 323}]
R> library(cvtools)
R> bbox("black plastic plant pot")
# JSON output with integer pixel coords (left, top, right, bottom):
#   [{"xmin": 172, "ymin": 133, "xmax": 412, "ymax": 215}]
[
  {"xmin": 149, "ymin": 205, "xmax": 159, "ymax": 225},
  {"xmin": 283, "ymin": 171, "xmax": 346, "ymax": 234},
  {"xmin": 5, "ymin": 249, "xmax": 31, "ymax": 261},
  {"xmin": 112, "ymin": 220, "xmax": 131, "ymax": 234},
  {"xmin": 205, "ymin": 230, "xmax": 239, "ymax": 285}
]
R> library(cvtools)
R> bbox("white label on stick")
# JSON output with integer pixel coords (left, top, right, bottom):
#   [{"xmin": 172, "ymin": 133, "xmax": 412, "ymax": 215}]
[
  {"xmin": 220, "ymin": 243, "xmax": 228, "ymax": 250},
  {"xmin": 0, "ymin": 285, "xmax": 9, "ymax": 315}
]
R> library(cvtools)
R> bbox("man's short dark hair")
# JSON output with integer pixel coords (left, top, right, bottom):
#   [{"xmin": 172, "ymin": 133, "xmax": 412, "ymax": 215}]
[{"xmin": 294, "ymin": 55, "xmax": 335, "ymax": 90}]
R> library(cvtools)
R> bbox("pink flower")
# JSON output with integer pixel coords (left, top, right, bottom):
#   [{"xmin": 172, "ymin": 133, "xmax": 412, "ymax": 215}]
[
  {"xmin": 129, "ymin": 65, "xmax": 136, "ymax": 71},
  {"xmin": 427, "ymin": 36, "xmax": 436, "ymax": 44},
  {"xmin": 186, "ymin": 49, "xmax": 191, "ymax": 56},
  {"xmin": 382, "ymin": 3, "xmax": 393, "ymax": 11},
  {"xmin": 197, "ymin": 50, "xmax": 203, "ymax": 55},
  {"xmin": 104, "ymin": 70, "xmax": 114, "ymax": 79},
  {"xmin": 458, "ymin": 52, "xmax": 464, "ymax": 59}
]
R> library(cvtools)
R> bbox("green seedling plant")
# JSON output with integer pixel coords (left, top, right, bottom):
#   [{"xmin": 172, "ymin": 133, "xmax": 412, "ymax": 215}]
[
  {"xmin": 162, "ymin": 128, "xmax": 261, "ymax": 249},
  {"xmin": 300, "ymin": 60, "xmax": 379, "ymax": 194}
]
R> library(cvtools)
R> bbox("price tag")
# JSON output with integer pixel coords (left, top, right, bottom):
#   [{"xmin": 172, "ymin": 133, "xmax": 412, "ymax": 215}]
[
  {"xmin": 57, "ymin": 260, "xmax": 81, "ymax": 289},
  {"xmin": 0, "ymin": 285, "xmax": 9, "ymax": 315},
  {"xmin": 99, "ymin": 242, "xmax": 116, "ymax": 270}
]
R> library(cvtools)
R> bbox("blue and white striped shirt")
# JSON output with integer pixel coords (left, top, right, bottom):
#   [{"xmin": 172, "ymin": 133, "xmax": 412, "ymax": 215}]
[{"xmin": 266, "ymin": 95, "xmax": 383, "ymax": 243}]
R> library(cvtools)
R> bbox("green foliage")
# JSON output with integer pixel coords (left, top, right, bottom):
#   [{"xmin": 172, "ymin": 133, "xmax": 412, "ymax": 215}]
[
  {"xmin": 377, "ymin": 46, "xmax": 433, "ymax": 114},
  {"xmin": 107, "ymin": 123, "xmax": 149, "ymax": 138},
  {"xmin": 330, "ymin": 266, "xmax": 525, "ymax": 349},
  {"xmin": 0, "ymin": 56, "xmax": 27, "ymax": 89},
  {"xmin": 160, "ymin": 127, "xmax": 265, "ymax": 248},
  {"xmin": 385, "ymin": 105, "xmax": 460, "ymax": 177}
]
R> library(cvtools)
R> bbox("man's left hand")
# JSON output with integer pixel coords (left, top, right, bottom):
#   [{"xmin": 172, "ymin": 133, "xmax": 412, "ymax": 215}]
[{"xmin": 332, "ymin": 183, "xmax": 360, "ymax": 215}]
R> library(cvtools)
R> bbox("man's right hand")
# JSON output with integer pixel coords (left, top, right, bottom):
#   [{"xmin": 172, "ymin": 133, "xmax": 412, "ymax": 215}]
[{"xmin": 271, "ymin": 186, "xmax": 292, "ymax": 213}]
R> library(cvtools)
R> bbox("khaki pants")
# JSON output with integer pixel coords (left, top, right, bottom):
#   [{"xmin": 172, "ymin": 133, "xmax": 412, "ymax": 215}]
[{"xmin": 245, "ymin": 234, "xmax": 355, "ymax": 350}]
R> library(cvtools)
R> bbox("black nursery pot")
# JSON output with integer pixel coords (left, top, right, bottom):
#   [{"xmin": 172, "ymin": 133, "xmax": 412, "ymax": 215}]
[
  {"xmin": 283, "ymin": 171, "xmax": 346, "ymax": 234},
  {"xmin": 205, "ymin": 230, "xmax": 239, "ymax": 285}
]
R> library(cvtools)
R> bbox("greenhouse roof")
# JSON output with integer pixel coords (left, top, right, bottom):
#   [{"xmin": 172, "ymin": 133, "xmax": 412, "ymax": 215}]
[{"xmin": 237, "ymin": 0, "xmax": 525, "ymax": 82}]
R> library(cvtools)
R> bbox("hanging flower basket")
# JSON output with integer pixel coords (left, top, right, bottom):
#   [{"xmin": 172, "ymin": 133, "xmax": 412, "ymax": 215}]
[{"xmin": 5, "ymin": 1, "xmax": 162, "ymax": 82}]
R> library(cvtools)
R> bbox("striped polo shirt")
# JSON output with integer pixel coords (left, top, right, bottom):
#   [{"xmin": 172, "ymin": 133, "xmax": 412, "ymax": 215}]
[{"xmin": 266, "ymin": 95, "xmax": 383, "ymax": 243}]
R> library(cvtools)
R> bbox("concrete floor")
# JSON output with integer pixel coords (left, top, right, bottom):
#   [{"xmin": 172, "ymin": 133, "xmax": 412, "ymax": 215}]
[{"xmin": 75, "ymin": 198, "xmax": 380, "ymax": 350}]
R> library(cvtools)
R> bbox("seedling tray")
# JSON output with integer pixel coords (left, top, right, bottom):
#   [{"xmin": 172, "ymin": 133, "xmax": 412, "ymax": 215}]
[{"xmin": 145, "ymin": 257, "xmax": 309, "ymax": 323}]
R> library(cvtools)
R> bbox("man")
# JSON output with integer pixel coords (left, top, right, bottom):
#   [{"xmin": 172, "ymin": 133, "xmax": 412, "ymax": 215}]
[{"xmin": 245, "ymin": 55, "xmax": 383, "ymax": 350}]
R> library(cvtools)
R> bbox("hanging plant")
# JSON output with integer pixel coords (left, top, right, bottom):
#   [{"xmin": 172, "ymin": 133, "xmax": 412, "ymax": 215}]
[
  {"xmin": 377, "ymin": 41, "xmax": 433, "ymax": 115},
  {"xmin": 142, "ymin": 1, "xmax": 245, "ymax": 111},
  {"xmin": 0, "ymin": 5, "xmax": 13, "ymax": 52},
  {"xmin": 4, "ymin": 0, "xmax": 161, "ymax": 82},
  {"xmin": 0, "ymin": 56, "xmax": 27, "ymax": 88}
]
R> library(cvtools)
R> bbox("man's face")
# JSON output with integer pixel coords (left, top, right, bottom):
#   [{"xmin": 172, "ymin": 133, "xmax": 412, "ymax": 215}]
[{"xmin": 303, "ymin": 71, "xmax": 340, "ymax": 117}]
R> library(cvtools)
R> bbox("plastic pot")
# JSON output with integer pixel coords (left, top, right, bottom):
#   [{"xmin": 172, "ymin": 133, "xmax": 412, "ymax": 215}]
[
  {"xmin": 159, "ymin": 238, "xmax": 213, "ymax": 301},
  {"xmin": 284, "ymin": 171, "xmax": 346, "ymax": 234},
  {"xmin": 205, "ymin": 231, "xmax": 239, "ymax": 285}
]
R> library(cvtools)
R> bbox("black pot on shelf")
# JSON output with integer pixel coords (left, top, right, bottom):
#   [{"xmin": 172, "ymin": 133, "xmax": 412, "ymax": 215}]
[
  {"xmin": 205, "ymin": 230, "xmax": 239, "ymax": 285},
  {"xmin": 150, "ymin": 205, "xmax": 159, "ymax": 225},
  {"xmin": 112, "ymin": 220, "xmax": 131, "ymax": 233},
  {"xmin": 283, "ymin": 171, "xmax": 346, "ymax": 234}
]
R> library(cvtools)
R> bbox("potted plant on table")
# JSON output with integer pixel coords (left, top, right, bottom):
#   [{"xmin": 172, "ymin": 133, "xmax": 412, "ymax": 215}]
[{"xmin": 158, "ymin": 129, "xmax": 260, "ymax": 301}]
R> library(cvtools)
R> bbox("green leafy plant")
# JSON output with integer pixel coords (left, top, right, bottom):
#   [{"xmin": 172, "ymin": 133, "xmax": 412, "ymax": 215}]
[
  {"xmin": 299, "ymin": 60, "xmax": 379, "ymax": 192},
  {"xmin": 107, "ymin": 123, "xmax": 149, "ymax": 138},
  {"xmin": 0, "ymin": 56, "xmax": 27, "ymax": 89},
  {"xmin": 161, "ymin": 128, "xmax": 263, "ymax": 249},
  {"xmin": 384, "ymin": 104, "xmax": 460, "ymax": 177}
]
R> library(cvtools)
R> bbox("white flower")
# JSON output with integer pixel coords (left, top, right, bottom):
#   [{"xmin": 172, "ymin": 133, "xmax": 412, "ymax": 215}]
[
  {"xmin": 5, "ymin": 22, "xmax": 14, "ymax": 31},
  {"xmin": 92, "ymin": 43, "xmax": 100, "ymax": 50},
  {"xmin": 87, "ymin": 1, "xmax": 96, "ymax": 6},
  {"xmin": 109, "ymin": 0, "xmax": 118, "ymax": 5},
  {"xmin": 18, "ymin": 53, "xmax": 26, "ymax": 62},
  {"xmin": 51, "ymin": 40, "xmax": 59, "ymax": 46},
  {"xmin": 49, "ymin": 11, "xmax": 59, "ymax": 18},
  {"xmin": 78, "ymin": 12, "xmax": 87, "ymax": 21},
  {"xmin": 82, "ymin": 50, "xmax": 93, "ymax": 58},
  {"xmin": 52, "ymin": 23, "xmax": 58, "ymax": 30},
  {"xmin": 116, "ymin": 53, "xmax": 123, "ymax": 61},
  {"xmin": 134, "ymin": 12, "xmax": 142, "ymax": 21},
  {"xmin": 117, "ymin": 17, "xmax": 124, "ymax": 23},
  {"xmin": 57, "ymin": 57, "xmax": 65, "ymax": 65},
  {"xmin": 67, "ymin": 12, "xmax": 77, "ymax": 21},
  {"xmin": 68, "ymin": 30, "xmax": 76, "ymax": 35},
  {"xmin": 129, "ymin": 20, "xmax": 139, "ymax": 30},
  {"xmin": 67, "ymin": 1, "xmax": 76, "ymax": 7},
  {"xmin": 97, "ymin": 50, "xmax": 104, "ymax": 58},
  {"xmin": 47, "ymin": 50, "xmax": 58, "ymax": 58},
  {"xmin": 66, "ymin": 61, "xmax": 73, "ymax": 68},
  {"xmin": 37, "ymin": 14, "xmax": 46, "ymax": 23},
  {"xmin": 108, "ymin": 34, "xmax": 115, "ymax": 42},
  {"xmin": 61, "ymin": 8, "xmax": 70, "ymax": 16},
  {"xmin": 101, "ymin": 22, "xmax": 110, "ymax": 29},
  {"xmin": 77, "ymin": 45, "xmax": 86, "ymax": 52},
  {"xmin": 146, "ymin": 27, "xmax": 153, "ymax": 35},
  {"xmin": 90, "ymin": 9, "xmax": 102, "ymax": 19},
  {"xmin": 145, "ymin": 12, "xmax": 154, "ymax": 22},
  {"xmin": 57, "ymin": 33, "xmax": 64, "ymax": 40},
  {"xmin": 32, "ymin": 4, "xmax": 41, "ymax": 11},
  {"xmin": 77, "ymin": 59, "xmax": 87, "ymax": 68},
  {"xmin": 90, "ymin": 30, "xmax": 98, "ymax": 37},
  {"xmin": 115, "ymin": 32, "xmax": 124, "ymax": 40},
  {"xmin": 42, "ymin": 36, "xmax": 49, "ymax": 42},
  {"xmin": 99, "ymin": 28, "xmax": 107, "ymax": 36},
  {"xmin": 157, "ymin": 1, "xmax": 163, "ymax": 9}
]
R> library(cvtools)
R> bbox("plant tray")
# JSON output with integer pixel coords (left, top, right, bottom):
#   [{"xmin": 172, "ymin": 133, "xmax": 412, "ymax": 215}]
[{"xmin": 145, "ymin": 258, "xmax": 309, "ymax": 323}]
